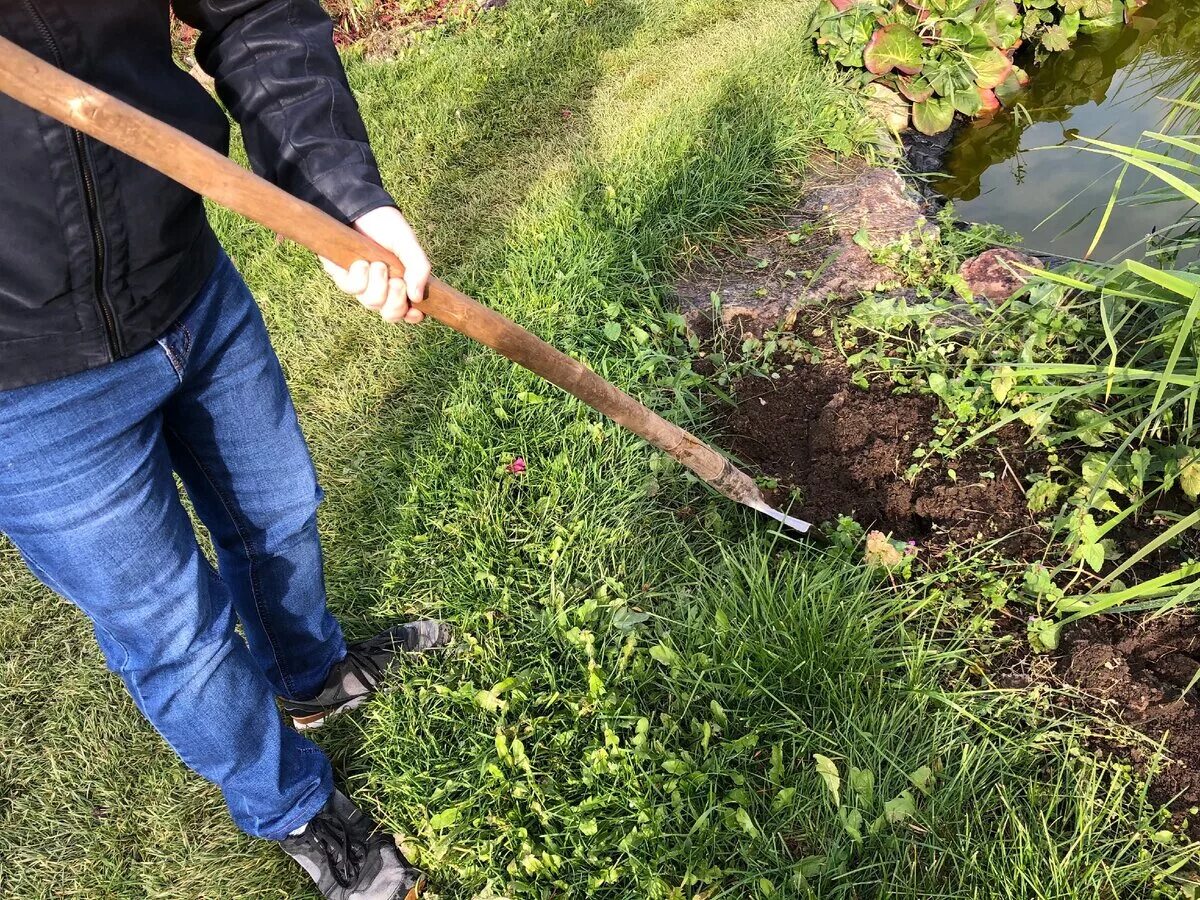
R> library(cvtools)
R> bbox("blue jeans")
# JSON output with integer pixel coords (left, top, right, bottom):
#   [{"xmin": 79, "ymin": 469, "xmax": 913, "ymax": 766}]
[{"xmin": 0, "ymin": 253, "xmax": 345, "ymax": 840}]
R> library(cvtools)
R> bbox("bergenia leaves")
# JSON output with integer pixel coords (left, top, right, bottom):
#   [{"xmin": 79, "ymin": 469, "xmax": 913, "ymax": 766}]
[
  {"xmin": 864, "ymin": 24, "xmax": 925, "ymax": 75},
  {"xmin": 813, "ymin": 0, "xmax": 1127, "ymax": 130},
  {"xmin": 966, "ymin": 47, "xmax": 1014, "ymax": 90},
  {"xmin": 913, "ymin": 96, "xmax": 956, "ymax": 134}
]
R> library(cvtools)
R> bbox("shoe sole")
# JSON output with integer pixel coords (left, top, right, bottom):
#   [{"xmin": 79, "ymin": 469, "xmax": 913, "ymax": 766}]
[{"xmin": 291, "ymin": 693, "xmax": 368, "ymax": 731}]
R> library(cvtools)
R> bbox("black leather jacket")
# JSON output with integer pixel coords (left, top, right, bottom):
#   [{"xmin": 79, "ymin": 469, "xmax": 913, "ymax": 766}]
[{"xmin": 0, "ymin": 0, "xmax": 394, "ymax": 390}]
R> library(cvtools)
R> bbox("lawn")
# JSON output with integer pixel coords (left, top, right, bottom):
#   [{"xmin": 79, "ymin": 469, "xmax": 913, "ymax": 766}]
[{"xmin": 1, "ymin": 0, "xmax": 1197, "ymax": 897}]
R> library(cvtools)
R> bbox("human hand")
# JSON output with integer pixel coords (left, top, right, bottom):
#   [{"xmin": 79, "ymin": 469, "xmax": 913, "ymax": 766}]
[{"xmin": 320, "ymin": 206, "xmax": 431, "ymax": 324}]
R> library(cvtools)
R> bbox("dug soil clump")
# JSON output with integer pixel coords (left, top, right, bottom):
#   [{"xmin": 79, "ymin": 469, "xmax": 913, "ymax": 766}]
[
  {"xmin": 723, "ymin": 356, "xmax": 1043, "ymax": 553},
  {"xmin": 1059, "ymin": 614, "xmax": 1200, "ymax": 828}
]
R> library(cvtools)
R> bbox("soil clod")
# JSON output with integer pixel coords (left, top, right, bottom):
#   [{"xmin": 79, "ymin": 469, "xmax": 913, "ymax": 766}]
[{"xmin": 1059, "ymin": 615, "xmax": 1200, "ymax": 826}]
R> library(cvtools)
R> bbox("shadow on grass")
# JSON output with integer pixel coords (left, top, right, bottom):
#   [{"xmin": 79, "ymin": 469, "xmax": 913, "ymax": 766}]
[{"xmin": 316, "ymin": 0, "xmax": 646, "ymax": 631}]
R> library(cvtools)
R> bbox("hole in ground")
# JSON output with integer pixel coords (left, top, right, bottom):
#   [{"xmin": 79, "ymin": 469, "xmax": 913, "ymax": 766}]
[{"xmin": 720, "ymin": 354, "xmax": 1045, "ymax": 556}]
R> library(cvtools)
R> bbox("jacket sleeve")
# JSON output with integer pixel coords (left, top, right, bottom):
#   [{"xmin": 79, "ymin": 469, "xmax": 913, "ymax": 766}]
[{"xmin": 173, "ymin": 0, "xmax": 395, "ymax": 223}]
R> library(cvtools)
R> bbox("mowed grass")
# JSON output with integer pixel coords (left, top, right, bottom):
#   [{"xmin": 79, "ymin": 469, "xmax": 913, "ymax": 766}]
[{"xmin": 0, "ymin": 0, "xmax": 1196, "ymax": 897}]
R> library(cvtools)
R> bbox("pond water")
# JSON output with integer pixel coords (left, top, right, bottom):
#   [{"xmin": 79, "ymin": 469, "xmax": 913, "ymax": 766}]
[{"xmin": 934, "ymin": 0, "xmax": 1200, "ymax": 262}]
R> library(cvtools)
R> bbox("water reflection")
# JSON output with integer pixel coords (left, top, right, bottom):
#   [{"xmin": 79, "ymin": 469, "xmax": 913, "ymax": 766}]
[{"xmin": 935, "ymin": 0, "xmax": 1200, "ymax": 261}]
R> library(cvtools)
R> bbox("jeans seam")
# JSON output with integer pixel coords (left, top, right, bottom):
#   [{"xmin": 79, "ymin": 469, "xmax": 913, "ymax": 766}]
[
  {"xmin": 156, "ymin": 338, "xmax": 185, "ymax": 382},
  {"xmin": 164, "ymin": 424, "xmax": 298, "ymax": 697}
]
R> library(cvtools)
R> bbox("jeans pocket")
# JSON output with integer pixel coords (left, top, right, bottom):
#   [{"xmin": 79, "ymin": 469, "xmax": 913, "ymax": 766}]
[{"xmin": 156, "ymin": 318, "xmax": 193, "ymax": 381}]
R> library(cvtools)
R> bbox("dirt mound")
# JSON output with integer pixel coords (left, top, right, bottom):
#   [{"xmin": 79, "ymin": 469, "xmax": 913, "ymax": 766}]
[
  {"xmin": 1059, "ymin": 615, "xmax": 1200, "ymax": 824},
  {"xmin": 724, "ymin": 358, "xmax": 1042, "ymax": 551}
]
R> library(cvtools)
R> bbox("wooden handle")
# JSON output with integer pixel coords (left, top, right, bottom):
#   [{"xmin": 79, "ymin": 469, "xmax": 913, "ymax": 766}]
[{"xmin": 0, "ymin": 35, "xmax": 765, "ymax": 508}]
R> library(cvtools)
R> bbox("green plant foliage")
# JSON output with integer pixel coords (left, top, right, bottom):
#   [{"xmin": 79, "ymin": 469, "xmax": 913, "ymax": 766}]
[
  {"xmin": 811, "ymin": 0, "xmax": 1139, "ymax": 133},
  {"xmin": 843, "ymin": 106, "xmax": 1200, "ymax": 631},
  {"xmin": 863, "ymin": 23, "xmax": 924, "ymax": 74},
  {"xmin": 912, "ymin": 95, "xmax": 956, "ymax": 134}
]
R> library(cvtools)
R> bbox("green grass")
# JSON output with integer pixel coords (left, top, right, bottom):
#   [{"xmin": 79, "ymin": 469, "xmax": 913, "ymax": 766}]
[{"xmin": 1, "ymin": 1, "xmax": 1197, "ymax": 897}]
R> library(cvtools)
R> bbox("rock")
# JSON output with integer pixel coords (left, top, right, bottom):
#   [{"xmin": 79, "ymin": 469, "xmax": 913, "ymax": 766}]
[
  {"xmin": 674, "ymin": 161, "xmax": 934, "ymax": 336},
  {"xmin": 801, "ymin": 163, "xmax": 931, "ymax": 247},
  {"xmin": 958, "ymin": 248, "xmax": 1044, "ymax": 302}
]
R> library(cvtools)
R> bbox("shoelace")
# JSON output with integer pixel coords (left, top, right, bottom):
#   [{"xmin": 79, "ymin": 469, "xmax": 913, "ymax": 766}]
[
  {"xmin": 342, "ymin": 635, "xmax": 396, "ymax": 690},
  {"xmin": 308, "ymin": 812, "xmax": 369, "ymax": 889}
]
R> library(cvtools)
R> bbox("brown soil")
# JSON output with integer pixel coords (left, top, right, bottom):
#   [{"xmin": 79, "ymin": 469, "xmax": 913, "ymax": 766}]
[
  {"xmin": 723, "ymin": 355, "xmax": 1045, "ymax": 554},
  {"xmin": 1059, "ymin": 615, "xmax": 1200, "ymax": 827}
]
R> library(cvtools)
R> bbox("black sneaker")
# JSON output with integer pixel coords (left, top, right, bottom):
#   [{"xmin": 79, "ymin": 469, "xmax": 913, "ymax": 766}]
[
  {"xmin": 283, "ymin": 620, "xmax": 452, "ymax": 730},
  {"xmin": 281, "ymin": 790, "xmax": 424, "ymax": 900}
]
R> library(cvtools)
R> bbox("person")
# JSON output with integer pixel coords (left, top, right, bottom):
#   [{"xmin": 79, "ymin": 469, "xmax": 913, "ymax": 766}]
[{"xmin": 0, "ymin": 2, "xmax": 443, "ymax": 897}]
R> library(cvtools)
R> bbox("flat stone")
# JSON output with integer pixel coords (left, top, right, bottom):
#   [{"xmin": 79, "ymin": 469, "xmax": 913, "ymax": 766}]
[
  {"xmin": 958, "ymin": 248, "xmax": 1044, "ymax": 302},
  {"xmin": 675, "ymin": 161, "xmax": 935, "ymax": 336},
  {"xmin": 800, "ymin": 163, "xmax": 931, "ymax": 247}
]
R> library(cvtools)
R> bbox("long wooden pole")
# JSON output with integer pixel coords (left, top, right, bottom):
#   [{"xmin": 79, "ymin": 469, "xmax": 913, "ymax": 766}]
[{"xmin": 0, "ymin": 35, "xmax": 811, "ymax": 534}]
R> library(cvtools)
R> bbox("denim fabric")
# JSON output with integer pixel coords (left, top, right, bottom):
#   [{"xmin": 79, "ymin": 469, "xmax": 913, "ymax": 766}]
[{"xmin": 0, "ymin": 252, "xmax": 346, "ymax": 840}]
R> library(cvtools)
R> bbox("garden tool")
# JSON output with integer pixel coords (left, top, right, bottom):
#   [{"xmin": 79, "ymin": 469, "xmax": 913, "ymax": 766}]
[{"xmin": 0, "ymin": 35, "xmax": 813, "ymax": 536}]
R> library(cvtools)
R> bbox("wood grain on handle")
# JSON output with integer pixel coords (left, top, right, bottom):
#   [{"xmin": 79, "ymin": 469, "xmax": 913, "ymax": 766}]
[{"xmin": 0, "ymin": 34, "xmax": 766, "ymax": 507}]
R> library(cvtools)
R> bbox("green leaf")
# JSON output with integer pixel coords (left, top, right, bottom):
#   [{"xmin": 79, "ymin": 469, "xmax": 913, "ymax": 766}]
[
  {"xmin": 735, "ymin": 806, "xmax": 759, "ymax": 838},
  {"xmin": 430, "ymin": 806, "xmax": 460, "ymax": 830},
  {"xmin": 966, "ymin": 47, "xmax": 1013, "ymax": 90},
  {"xmin": 908, "ymin": 765, "xmax": 935, "ymax": 796},
  {"xmin": 863, "ymin": 24, "xmax": 924, "ymax": 76},
  {"xmin": 1081, "ymin": 453, "xmax": 1125, "ymax": 495},
  {"xmin": 813, "ymin": 754, "xmax": 842, "ymax": 807},
  {"xmin": 1027, "ymin": 617, "xmax": 1062, "ymax": 653},
  {"xmin": 849, "ymin": 766, "xmax": 875, "ymax": 805},
  {"xmin": 1080, "ymin": 540, "xmax": 1105, "ymax": 572},
  {"xmin": 770, "ymin": 743, "xmax": 785, "ymax": 782},
  {"xmin": 649, "ymin": 642, "xmax": 680, "ymax": 667},
  {"xmin": 991, "ymin": 365, "xmax": 1015, "ymax": 403},
  {"xmin": 1041, "ymin": 25, "xmax": 1071, "ymax": 51},
  {"xmin": 884, "ymin": 790, "xmax": 918, "ymax": 824},
  {"xmin": 1067, "ymin": 0, "xmax": 1113, "ymax": 16},
  {"xmin": 950, "ymin": 88, "xmax": 982, "ymax": 117},
  {"xmin": 611, "ymin": 606, "xmax": 650, "ymax": 630},
  {"xmin": 839, "ymin": 806, "xmax": 864, "ymax": 842},
  {"xmin": 977, "ymin": 0, "xmax": 1022, "ymax": 48},
  {"xmin": 709, "ymin": 699, "xmax": 729, "ymax": 728},
  {"xmin": 1181, "ymin": 453, "xmax": 1200, "ymax": 501},
  {"xmin": 603, "ymin": 321, "xmax": 621, "ymax": 341},
  {"xmin": 1060, "ymin": 11, "xmax": 1081, "ymax": 39},
  {"xmin": 897, "ymin": 74, "xmax": 934, "ymax": 103},
  {"xmin": 912, "ymin": 96, "xmax": 955, "ymax": 135},
  {"xmin": 773, "ymin": 786, "xmax": 797, "ymax": 810}
]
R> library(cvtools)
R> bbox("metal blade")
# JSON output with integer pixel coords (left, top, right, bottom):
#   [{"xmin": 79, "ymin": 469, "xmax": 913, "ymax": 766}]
[{"xmin": 747, "ymin": 498, "xmax": 813, "ymax": 535}]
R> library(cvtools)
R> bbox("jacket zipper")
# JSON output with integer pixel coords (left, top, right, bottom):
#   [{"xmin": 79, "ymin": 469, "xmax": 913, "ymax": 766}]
[{"xmin": 22, "ymin": 0, "xmax": 121, "ymax": 360}]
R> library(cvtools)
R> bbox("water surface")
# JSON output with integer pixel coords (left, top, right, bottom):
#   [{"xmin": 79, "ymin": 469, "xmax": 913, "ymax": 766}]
[{"xmin": 935, "ymin": 0, "xmax": 1200, "ymax": 262}]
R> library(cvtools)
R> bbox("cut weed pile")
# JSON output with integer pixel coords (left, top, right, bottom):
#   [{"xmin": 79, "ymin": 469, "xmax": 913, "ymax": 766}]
[{"xmin": 3, "ymin": 1, "xmax": 1200, "ymax": 898}]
